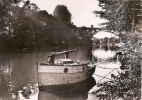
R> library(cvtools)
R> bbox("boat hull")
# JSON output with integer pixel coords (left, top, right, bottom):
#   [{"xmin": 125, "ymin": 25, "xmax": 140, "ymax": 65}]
[
  {"xmin": 38, "ymin": 77, "xmax": 96, "ymax": 100},
  {"xmin": 37, "ymin": 63, "xmax": 95, "ymax": 91},
  {"xmin": 39, "ymin": 76, "xmax": 95, "ymax": 92}
]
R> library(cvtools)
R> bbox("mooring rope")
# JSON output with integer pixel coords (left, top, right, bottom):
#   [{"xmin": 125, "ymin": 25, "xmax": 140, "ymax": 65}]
[
  {"xmin": 28, "ymin": 65, "xmax": 37, "ymax": 83},
  {"xmin": 95, "ymin": 65, "xmax": 119, "ymax": 70},
  {"xmin": 85, "ymin": 70, "xmax": 113, "ymax": 81},
  {"xmin": 97, "ymin": 68, "xmax": 118, "ymax": 84}
]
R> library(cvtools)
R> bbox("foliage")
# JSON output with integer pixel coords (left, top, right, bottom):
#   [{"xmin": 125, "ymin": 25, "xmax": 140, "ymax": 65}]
[
  {"xmin": 94, "ymin": 0, "xmax": 141, "ymax": 32},
  {"xmin": 53, "ymin": 5, "xmax": 72, "ymax": 23},
  {"xmin": 0, "ymin": 1, "xmax": 91, "ymax": 53},
  {"xmin": 21, "ymin": 84, "xmax": 38, "ymax": 99},
  {"xmin": 94, "ymin": 0, "xmax": 142, "ymax": 99},
  {"xmin": 94, "ymin": 29, "xmax": 142, "ymax": 99}
]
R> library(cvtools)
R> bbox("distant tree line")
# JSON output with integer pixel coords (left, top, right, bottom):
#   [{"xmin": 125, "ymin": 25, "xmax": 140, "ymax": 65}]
[{"xmin": 0, "ymin": 0, "xmax": 92, "ymax": 53}]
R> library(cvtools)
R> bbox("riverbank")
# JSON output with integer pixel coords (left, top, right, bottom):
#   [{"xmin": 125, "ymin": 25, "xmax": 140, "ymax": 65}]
[{"xmin": 88, "ymin": 61, "xmax": 121, "ymax": 100}]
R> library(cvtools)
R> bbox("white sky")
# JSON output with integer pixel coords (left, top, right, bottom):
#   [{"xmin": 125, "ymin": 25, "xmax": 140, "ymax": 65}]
[{"xmin": 29, "ymin": 0, "xmax": 105, "ymax": 27}]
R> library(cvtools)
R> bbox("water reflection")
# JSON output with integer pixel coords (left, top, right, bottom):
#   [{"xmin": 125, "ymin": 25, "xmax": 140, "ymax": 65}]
[
  {"xmin": 39, "ymin": 77, "xmax": 95, "ymax": 100},
  {"xmin": 0, "ymin": 65, "xmax": 14, "ymax": 100},
  {"xmin": 92, "ymin": 43, "xmax": 118, "ymax": 61},
  {"xmin": 93, "ymin": 49, "xmax": 116, "ymax": 59}
]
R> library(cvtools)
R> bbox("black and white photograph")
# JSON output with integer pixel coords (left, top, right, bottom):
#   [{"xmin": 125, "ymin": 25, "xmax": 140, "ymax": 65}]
[{"xmin": 0, "ymin": 0, "xmax": 141, "ymax": 100}]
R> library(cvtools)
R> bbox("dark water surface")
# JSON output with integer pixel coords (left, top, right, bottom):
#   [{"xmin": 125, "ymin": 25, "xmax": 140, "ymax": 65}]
[
  {"xmin": 0, "ymin": 47, "xmax": 94, "ymax": 100},
  {"xmin": 0, "ymin": 44, "xmax": 117, "ymax": 100}
]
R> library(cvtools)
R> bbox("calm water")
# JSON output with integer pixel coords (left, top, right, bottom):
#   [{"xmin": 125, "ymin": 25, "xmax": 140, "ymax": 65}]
[
  {"xmin": 0, "ymin": 47, "xmax": 93, "ymax": 100},
  {"xmin": 0, "ymin": 44, "xmax": 117, "ymax": 100}
]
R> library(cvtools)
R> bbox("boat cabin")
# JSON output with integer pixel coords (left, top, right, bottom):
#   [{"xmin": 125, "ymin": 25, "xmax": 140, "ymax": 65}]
[{"xmin": 55, "ymin": 59, "xmax": 74, "ymax": 65}]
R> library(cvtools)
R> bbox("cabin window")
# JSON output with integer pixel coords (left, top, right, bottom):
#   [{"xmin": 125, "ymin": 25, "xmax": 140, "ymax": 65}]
[{"xmin": 64, "ymin": 68, "xmax": 68, "ymax": 73}]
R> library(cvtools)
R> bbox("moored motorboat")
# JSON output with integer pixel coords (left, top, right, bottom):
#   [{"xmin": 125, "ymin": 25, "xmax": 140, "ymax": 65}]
[{"xmin": 37, "ymin": 48, "xmax": 96, "ymax": 91}]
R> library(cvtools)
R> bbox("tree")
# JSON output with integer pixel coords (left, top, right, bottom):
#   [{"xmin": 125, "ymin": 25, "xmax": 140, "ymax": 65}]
[
  {"xmin": 93, "ymin": 0, "xmax": 142, "ymax": 99},
  {"xmin": 53, "ymin": 5, "xmax": 72, "ymax": 23},
  {"xmin": 0, "ymin": 0, "xmax": 89, "ymax": 53},
  {"xmin": 94, "ymin": 0, "xmax": 141, "ymax": 32}
]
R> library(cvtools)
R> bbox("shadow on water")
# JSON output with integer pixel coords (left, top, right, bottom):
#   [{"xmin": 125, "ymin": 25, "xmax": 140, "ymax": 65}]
[
  {"xmin": 0, "ymin": 80, "xmax": 9, "ymax": 100},
  {"xmin": 38, "ymin": 77, "xmax": 96, "ymax": 100}
]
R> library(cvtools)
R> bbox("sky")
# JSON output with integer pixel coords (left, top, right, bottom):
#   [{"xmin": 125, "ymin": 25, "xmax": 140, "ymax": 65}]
[{"xmin": 29, "ymin": 0, "xmax": 105, "ymax": 27}]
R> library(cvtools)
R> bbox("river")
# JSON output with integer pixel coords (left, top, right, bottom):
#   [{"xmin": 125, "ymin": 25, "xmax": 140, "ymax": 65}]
[{"xmin": 0, "ymin": 44, "xmax": 118, "ymax": 100}]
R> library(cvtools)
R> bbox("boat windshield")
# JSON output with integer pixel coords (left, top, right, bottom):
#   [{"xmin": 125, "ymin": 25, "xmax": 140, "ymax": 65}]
[
  {"xmin": 63, "ymin": 61, "xmax": 74, "ymax": 64},
  {"xmin": 55, "ymin": 59, "xmax": 74, "ymax": 65}
]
